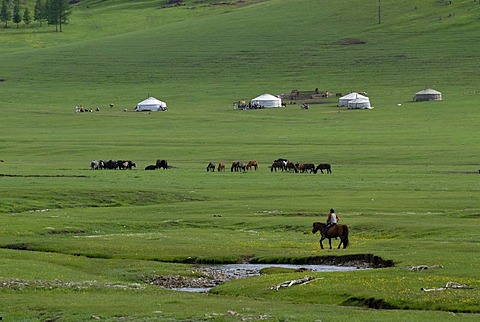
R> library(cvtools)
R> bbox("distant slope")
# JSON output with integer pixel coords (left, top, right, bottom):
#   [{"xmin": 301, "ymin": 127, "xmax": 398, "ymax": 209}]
[{"xmin": 1, "ymin": 0, "xmax": 480, "ymax": 109}]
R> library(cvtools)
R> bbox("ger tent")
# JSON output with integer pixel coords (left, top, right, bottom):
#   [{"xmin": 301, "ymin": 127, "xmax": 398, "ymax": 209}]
[
  {"xmin": 135, "ymin": 97, "xmax": 168, "ymax": 111},
  {"xmin": 348, "ymin": 97, "xmax": 372, "ymax": 109},
  {"xmin": 413, "ymin": 88, "xmax": 442, "ymax": 102},
  {"xmin": 250, "ymin": 93, "xmax": 282, "ymax": 108},
  {"xmin": 338, "ymin": 92, "xmax": 368, "ymax": 107}
]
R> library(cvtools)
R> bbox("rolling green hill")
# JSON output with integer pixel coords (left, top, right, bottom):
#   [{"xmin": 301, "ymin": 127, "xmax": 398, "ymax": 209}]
[{"xmin": 0, "ymin": 0, "xmax": 479, "ymax": 321}]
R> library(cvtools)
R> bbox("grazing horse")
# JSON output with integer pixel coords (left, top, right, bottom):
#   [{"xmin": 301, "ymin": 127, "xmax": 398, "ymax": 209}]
[
  {"xmin": 217, "ymin": 162, "xmax": 225, "ymax": 172},
  {"xmin": 231, "ymin": 161, "xmax": 246, "ymax": 172},
  {"xmin": 206, "ymin": 162, "xmax": 215, "ymax": 172},
  {"xmin": 246, "ymin": 160, "xmax": 258, "ymax": 171},
  {"xmin": 156, "ymin": 159, "xmax": 168, "ymax": 170},
  {"xmin": 270, "ymin": 161, "xmax": 285, "ymax": 172},
  {"xmin": 285, "ymin": 162, "xmax": 299, "ymax": 173},
  {"xmin": 296, "ymin": 163, "xmax": 316, "ymax": 173},
  {"xmin": 312, "ymin": 222, "xmax": 349, "ymax": 250},
  {"xmin": 315, "ymin": 163, "xmax": 332, "ymax": 174}
]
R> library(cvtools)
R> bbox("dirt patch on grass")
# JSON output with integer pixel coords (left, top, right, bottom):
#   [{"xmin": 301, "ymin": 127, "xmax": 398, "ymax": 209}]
[
  {"xmin": 251, "ymin": 254, "xmax": 394, "ymax": 269},
  {"xmin": 342, "ymin": 296, "xmax": 399, "ymax": 309},
  {"xmin": 47, "ymin": 229, "xmax": 86, "ymax": 235},
  {"xmin": 336, "ymin": 38, "xmax": 367, "ymax": 45},
  {"xmin": 0, "ymin": 243, "xmax": 34, "ymax": 250},
  {"xmin": 0, "ymin": 173, "xmax": 88, "ymax": 178},
  {"xmin": 0, "ymin": 279, "xmax": 144, "ymax": 290}
]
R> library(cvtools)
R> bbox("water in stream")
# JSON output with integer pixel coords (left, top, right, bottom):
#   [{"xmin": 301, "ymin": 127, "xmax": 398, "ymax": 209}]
[{"xmin": 173, "ymin": 263, "xmax": 363, "ymax": 292}]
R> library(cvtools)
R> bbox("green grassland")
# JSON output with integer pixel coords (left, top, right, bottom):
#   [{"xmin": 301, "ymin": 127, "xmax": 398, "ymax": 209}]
[{"xmin": 0, "ymin": 0, "xmax": 479, "ymax": 320}]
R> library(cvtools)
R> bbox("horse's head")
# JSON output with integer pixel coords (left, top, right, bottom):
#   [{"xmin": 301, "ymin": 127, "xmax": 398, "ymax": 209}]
[{"xmin": 312, "ymin": 222, "xmax": 323, "ymax": 234}]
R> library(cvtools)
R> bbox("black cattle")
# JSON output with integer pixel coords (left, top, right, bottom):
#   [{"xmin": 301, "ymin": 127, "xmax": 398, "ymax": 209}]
[
  {"xmin": 145, "ymin": 165, "xmax": 157, "ymax": 170},
  {"xmin": 156, "ymin": 159, "xmax": 168, "ymax": 169},
  {"xmin": 119, "ymin": 160, "xmax": 136, "ymax": 170},
  {"xmin": 104, "ymin": 160, "xmax": 118, "ymax": 170}
]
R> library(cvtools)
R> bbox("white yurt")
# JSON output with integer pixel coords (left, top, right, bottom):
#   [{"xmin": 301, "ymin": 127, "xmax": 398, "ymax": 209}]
[
  {"xmin": 135, "ymin": 97, "xmax": 168, "ymax": 111},
  {"xmin": 348, "ymin": 97, "xmax": 372, "ymax": 109},
  {"xmin": 250, "ymin": 93, "xmax": 282, "ymax": 108},
  {"xmin": 338, "ymin": 92, "xmax": 368, "ymax": 107},
  {"xmin": 413, "ymin": 88, "xmax": 442, "ymax": 102}
]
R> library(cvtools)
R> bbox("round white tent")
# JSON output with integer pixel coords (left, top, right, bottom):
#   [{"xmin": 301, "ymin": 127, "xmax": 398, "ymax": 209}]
[
  {"xmin": 348, "ymin": 97, "xmax": 372, "ymax": 109},
  {"xmin": 135, "ymin": 97, "xmax": 168, "ymax": 111},
  {"xmin": 250, "ymin": 93, "xmax": 282, "ymax": 108},
  {"xmin": 413, "ymin": 88, "xmax": 442, "ymax": 102},
  {"xmin": 338, "ymin": 92, "xmax": 368, "ymax": 107}
]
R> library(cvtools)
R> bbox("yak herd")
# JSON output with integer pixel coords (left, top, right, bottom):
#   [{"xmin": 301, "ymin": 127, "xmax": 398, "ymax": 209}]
[
  {"xmin": 90, "ymin": 159, "xmax": 136, "ymax": 170},
  {"xmin": 90, "ymin": 158, "xmax": 332, "ymax": 174}
]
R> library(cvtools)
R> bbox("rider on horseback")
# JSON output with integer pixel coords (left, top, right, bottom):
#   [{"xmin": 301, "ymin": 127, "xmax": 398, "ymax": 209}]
[{"xmin": 322, "ymin": 208, "xmax": 339, "ymax": 238}]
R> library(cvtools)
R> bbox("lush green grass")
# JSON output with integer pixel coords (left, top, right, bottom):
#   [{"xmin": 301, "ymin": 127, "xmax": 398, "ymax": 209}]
[{"xmin": 0, "ymin": 0, "xmax": 479, "ymax": 320}]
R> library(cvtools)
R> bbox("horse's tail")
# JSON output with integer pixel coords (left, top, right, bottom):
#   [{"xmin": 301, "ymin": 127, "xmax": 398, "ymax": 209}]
[{"xmin": 342, "ymin": 225, "xmax": 349, "ymax": 248}]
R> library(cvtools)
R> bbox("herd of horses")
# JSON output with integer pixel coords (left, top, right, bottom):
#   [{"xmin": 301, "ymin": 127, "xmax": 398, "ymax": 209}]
[
  {"xmin": 269, "ymin": 158, "xmax": 332, "ymax": 174},
  {"xmin": 205, "ymin": 159, "xmax": 331, "ymax": 174},
  {"xmin": 89, "ymin": 158, "xmax": 332, "ymax": 176},
  {"xmin": 206, "ymin": 160, "xmax": 259, "ymax": 172}
]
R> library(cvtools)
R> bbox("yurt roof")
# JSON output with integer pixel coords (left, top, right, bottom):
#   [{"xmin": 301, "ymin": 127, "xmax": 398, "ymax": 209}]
[
  {"xmin": 339, "ymin": 92, "xmax": 367, "ymax": 100},
  {"xmin": 138, "ymin": 97, "xmax": 166, "ymax": 106},
  {"xmin": 251, "ymin": 93, "xmax": 281, "ymax": 101},
  {"xmin": 415, "ymin": 88, "xmax": 441, "ymax": 95}
]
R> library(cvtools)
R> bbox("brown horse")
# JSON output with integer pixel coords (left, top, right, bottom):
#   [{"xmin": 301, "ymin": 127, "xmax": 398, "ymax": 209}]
[
  {"xmin": 246, "ymin": 160, "xmax": 258, "ymax": 171},
  {"xmin": 217, "ymin": 162, "xmax": 225, "ymax": 172},
  {"xmin": 312, "ymin": 222, "xmax": 349, "ymax": 250}
]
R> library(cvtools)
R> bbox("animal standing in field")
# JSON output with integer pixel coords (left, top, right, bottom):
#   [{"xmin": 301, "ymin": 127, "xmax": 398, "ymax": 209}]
[
  {"xmin": 217, "ymin": 162, "xmax": 225, "ymax": 172},
  {"xmin": 312, "ymin": 222, "xmax": 349, "ymax": 249},
  {"xmin": 156, "ymin": 159, "xmax": 168, "ymax": 169},
  {"xmin": 270, "ymin": 161, "xmax": 285, "ymax": 172},
  {"xmin": 285, "ymin": 162, "xmax": 299, "ymax": 173},
  {"xmin": 206, "ymin": 162, "xmax": 215, "ymax": 172},
  {"xmin": 246, "ymin": 160, "xmax": 258, "ymax": 171},
  {"xmin": 231, "ymin": 161, "xmax": 246, "ymax": 172},
  {"xmin": 315, "ymin": 163, "xmax": 332, "ymax": 174},
  {"xmin": 90, "ymin": 160, "xmax": 100, "ymax": 170},
  {"xmin": 296, "ymin": 163, "xmax": 316, "ymax": 173}
]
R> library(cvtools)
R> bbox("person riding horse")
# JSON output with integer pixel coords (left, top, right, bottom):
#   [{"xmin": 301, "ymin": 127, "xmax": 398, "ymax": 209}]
[{"xmin": 322, "ymin": 208, "xmax": 339, "ymax": 238}]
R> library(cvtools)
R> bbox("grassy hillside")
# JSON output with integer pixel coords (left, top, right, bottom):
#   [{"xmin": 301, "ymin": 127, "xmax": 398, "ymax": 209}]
[{"xmin": 0, "ymin": 0, "xmax": 479, "ymax": 320}]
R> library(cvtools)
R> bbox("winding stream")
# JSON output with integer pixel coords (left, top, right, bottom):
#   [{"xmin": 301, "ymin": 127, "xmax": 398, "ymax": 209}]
[{"xmin": 173, "ymin": 263, "xmax": 364, "ymax": 292}]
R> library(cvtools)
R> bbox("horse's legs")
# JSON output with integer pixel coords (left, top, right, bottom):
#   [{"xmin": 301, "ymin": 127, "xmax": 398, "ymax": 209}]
[
  {"xmin": 319, "ymin": 238, "xmax": 324, "ymax": 250},
  {"xmin": 329, "ymin": 238, "xmax": 333, "ymax": 249},
  {"xmin": 337, "ymin": 238, "xmax": 343, "ymax": 249}
]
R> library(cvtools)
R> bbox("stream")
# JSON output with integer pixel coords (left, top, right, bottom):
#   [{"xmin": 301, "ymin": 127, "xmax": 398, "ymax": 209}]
[{"xmin": 171, "ymin": 263, "xmax": 364, "ymax": 292}]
